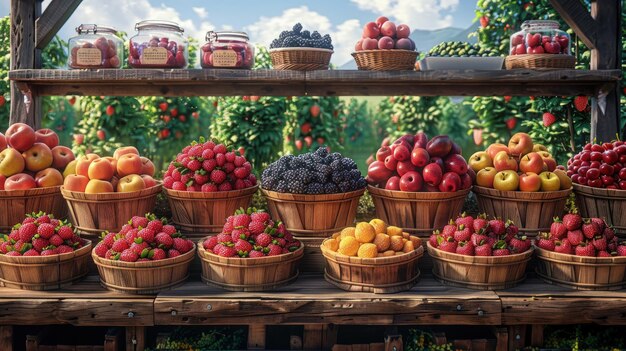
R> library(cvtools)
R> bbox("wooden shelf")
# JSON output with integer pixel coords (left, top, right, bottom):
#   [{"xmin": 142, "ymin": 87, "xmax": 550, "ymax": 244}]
[{"xmin": 8, "ymin": 69, "xmax": 622, "ymax": 97}]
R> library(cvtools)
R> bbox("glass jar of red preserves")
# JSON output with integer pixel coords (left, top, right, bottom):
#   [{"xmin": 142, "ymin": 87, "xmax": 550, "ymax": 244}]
[
  {"xmin": 68, "ymin": 24, "xmax": 122, "ymax": 69},
  {"xmin": 129, "ymin": 20, "xmax": 188, "ymax": 68},
  {"xmin": 200, "ymin": 31, "xmax": 255, "ymax": 69}
]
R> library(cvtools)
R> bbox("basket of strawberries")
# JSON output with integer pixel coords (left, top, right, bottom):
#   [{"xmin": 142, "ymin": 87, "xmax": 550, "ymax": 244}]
[
  {"xmin": 427, "ymin": 214, "xmax": 534, "ymax": 290},
  {"xmin": 199, "ymin": 208, "xmax": 303, "ymax": 292}
]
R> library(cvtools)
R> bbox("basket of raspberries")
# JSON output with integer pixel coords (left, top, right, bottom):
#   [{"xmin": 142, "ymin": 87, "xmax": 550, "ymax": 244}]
[
  {"xmin": 92, "ymin": 214, "xmax": 195, "ymax": 294},
  {"xmin": 199, "ymin": 208, "xmax": 303, "ymax": 291},
  {"xmin": 269, "ymin": 23, "xmax": 333, "ymax": 71},
  {"xmin": 0, "ymin": 212, "xmax": 91, "ymax": 290},
  {"xmin": 162, "ymin": 138, "xmax": 258, "ymax": 241},
  {"xmin": 427, "ymin": 213, "xmax": 534, "ymax": 290},
  {"xmin": 534, "ymin": 209, "xmax": 626, "ymax": 290}
]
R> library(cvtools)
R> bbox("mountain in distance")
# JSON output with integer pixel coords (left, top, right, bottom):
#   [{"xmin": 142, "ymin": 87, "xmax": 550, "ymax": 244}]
[{"xmin": 339, "ymin": 23, "xmax": 479, "ymax": 69}]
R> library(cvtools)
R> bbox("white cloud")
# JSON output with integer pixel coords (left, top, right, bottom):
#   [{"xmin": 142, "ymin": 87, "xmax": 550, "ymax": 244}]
[
  {"xmin": 351, "ymin": 0, "xmax": 459, "ymax": 29},
  {"xmin": 245, "ymin": 6, "xmax": 361, "ymax": 66},
  {"xmin": 192, "ymin": 7, "xmax": 208, "ymax": 19}
]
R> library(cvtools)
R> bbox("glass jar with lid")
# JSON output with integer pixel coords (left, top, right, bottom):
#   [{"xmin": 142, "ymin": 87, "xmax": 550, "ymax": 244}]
[
  {"xmin": 68, "ymin": 24, "xmax": 123, "ymax": 69},
  {"xmin": 129, "ymin": 20, "xmax": 188, "ymax": 68},
  {"xmin": 509, "ymin": 20, "xmax": 570, "ymax": 56},
  {"xmin": 200, "ymin": 31, "xmax": 255, "ymax": 69}
]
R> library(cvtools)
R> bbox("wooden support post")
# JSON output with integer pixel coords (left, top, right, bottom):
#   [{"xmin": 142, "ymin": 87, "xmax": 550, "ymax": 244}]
[
  {"xmin": 493, "ymin": 327, "xmax": 508, "ymax": 351},
  {"xmin": 530, "ymin": 325, "xmax": 544, "ymax": 347},
  {"xmin": 0, "ymin": 326, "xmax": 13, "ymax": 351},
  {"xmin": 9, "ymin": 0, "xmax": 41, "ymax": 128},
  {"xmin": 125, "ymin": 326, "xmax": 145, "ymax": 351},
  {"xmin": 247, "ymin": 324, "xmax": 266, "ymax": 350},
  {"xmin": 322, "ymin": 324, "xmax": 338, "ymax": 350},
  {"xmin": 35, "ymin": 0, "xmax": 83, "ymax": 49},
  {"xmin": 507, "ymin": 326, "xmax": 526, "ymax": 351},
  {"xmin": 303, "ymin": 324, "xmax": 323, "ymax": 350}
]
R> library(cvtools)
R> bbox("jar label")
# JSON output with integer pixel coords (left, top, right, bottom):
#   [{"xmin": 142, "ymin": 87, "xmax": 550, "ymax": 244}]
[
  {"xmin": 141, "ymin": 47, "xmax": 168, "ymax": 65},
  {"xmin": 212, "ymin": 50, "xmax": 238, "ymax": 67},
  {"xmin": 76, "ymin": 48, "xmax": 102, "ymax": 66}
]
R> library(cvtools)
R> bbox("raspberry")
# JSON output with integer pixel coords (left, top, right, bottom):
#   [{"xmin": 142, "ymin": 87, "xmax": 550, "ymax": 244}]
[
  {"xmin": 173, "ymin": 238, "xmax": 191, "ymax": 253},
  {"xmin": 138, "ymin": 228, "xmax": 155, "ymax": 243},
  {"xmin": 204, "ymin": 236, "xmax": 218, "ymax": 250},
  {"xmin": 187, "ymin": 159, "xmax": 201, "ymax": 171},
  {"xmin": 234, "ymin": 167, "xmax": 250, "ymax": 179},
  {"xmin": 58, "ymin": 226, "xmax": 74, "ymax": 240},
  {"xmin": 23, "ymin": 249, "xmax": 40, "ymax": 256},
  {"xmin": 172, "ymin": 181, "xmax": 186, "ymax": 191},
  {"xmin": 267, "ymin": 244, "xmax": 282, "ymax": 256},
  {"xmin": 151, "ymin": 248, "xmax": 166, "ymax": 260},
  {"xmin": 112, "ymin": 239, "xmax": 129, "ymax": 252},
  {"xmin": 56, "ymin": 245, "xmax": 74, "ymax": 254},
  {"xmin": 202, "ymin": 159, "xmax": 217, "ymax": 172},
  {"xmin": 19, "ymin": 223, "xmax": 37, "ymax": 242},
  {"xmin": 249, "ymin": 250, "xmax": 264, "ymax": 258},
  {"xmin": 162, "ymin": 225, "xmax": 177, "ymax": 236},
  {"xmin": 163, "ymin": 176, "xmax": 175, "ymax": 189},
  {"xmin": 255, "ymin": 233, "xmax": 272, "ymax": 247},
  {"xmin": 32, "ymin": 238, "xmax": 49, "ymax": 252},
  {"xmin": 49, "ymin": 235, "xmax": 64, "ymax": 247},
  {"xmin": 201, "ymin": 183, "xmax": 218, "ymax": 192},
  {"xmin": 167, "ymin": 249, "xmax": 181, "ymax": 258},
  {"xmin": 156, "ymin": 232, "xmax": 173, "ymax": 248},
  {"xmin": 216, "ymin": 153, "xmax": 226, "ymax": 167},
  {"xmin": 218, "ymin": 182, "xmax": 232, "ymax": 191},
  {"xmin": 147, "ymin": 220, "xmax": 163, "ymax": 233},
  {"xmin": 214, "ymin": 144, "xmax": 227, "ymax": 154},
  {"xmin": 120, "ymin": 249, "xmax": 139, "ymax": 262},
  {"xmin": 94, "ymin": 242, "xmax": 109, "ymax": 257},
  {"xmin": 102, "ymin": 232, "xmax": 116, "ymax": 247},
  {"xmin": 210, "ymin": 170, "xmax": 226, "ymax": 184},
  {"xmin": 131, "ymin": 216, "xmax": 149, "ymax": 229}
]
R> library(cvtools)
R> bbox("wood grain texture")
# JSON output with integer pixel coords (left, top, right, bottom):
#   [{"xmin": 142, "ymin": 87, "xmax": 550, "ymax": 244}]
[
  {"xmin": 574, "ymin": 183, "xmax": 626, "ymax": 235},
  {"xmin": 549, "ymin": 0, "xmax": 598, "ymax": 50},
  {"xmin": 352, "ymin": 50, "xmax": 418, "ymax": 71},
  {"xmin": 0, "ymin": 326, "xmax": 12, "ymax": 351},
  {"xmin": 0, "ymin": 185, "xmax": 68, "ymax": 233},
  {"xmin": 35, "ymin": 0, "xmax": 82, "ymax": 49}
]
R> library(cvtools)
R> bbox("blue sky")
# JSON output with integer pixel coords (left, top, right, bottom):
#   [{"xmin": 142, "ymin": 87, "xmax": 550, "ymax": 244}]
[{"xmin": 1, "ymin": 0, "xmax": 477, "ymax": 64}]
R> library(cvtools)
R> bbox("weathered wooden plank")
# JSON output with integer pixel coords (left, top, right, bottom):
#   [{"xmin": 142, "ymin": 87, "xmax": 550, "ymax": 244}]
[
  {"xmin": 303, "ymin": 324, "xmax": 323, "ymax": 350},
  {"xmin": 0, "ymin": 326, "xmax": 12, "ymax": 351},
  {"xmin": 125, "ymin": 326, "xmax": 145, "ymax": 351},
  {"xmin": 35, "ymin": 0, "xmax": 82, "ymax": 49},
  {"xmin": 247, "ymin": 324, "xmax": 266, "ymax": 350},
  {"xmin": 549, "ymin": 0, "xmax": 597, "ymax": 50}
]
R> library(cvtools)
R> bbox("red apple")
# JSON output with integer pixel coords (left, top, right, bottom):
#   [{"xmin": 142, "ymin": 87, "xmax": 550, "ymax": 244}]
[
  {"xmin": 526, "ymin": 33, "xmax": 541, "ymax": 47},
  {"xmin": 4, "ymin": 173, "xmax": 36, "ymax": 191},
  {"xmin": 393, "ymin": 144, "xmax": 410, "ymax": 162},
  {"xmin": 380, "ymin": 21, "xmax": 396, "ymax": 37},
  {"xmin": 519, "ymin": 152, "xmax": 544, "ymax": 174},
  {"xmin": 439, "ymin": 172, "xmax": 461, "ymax": 192},
  {"xmin": 141, "ymin": 175, "xmax": 158, "ymax": 188},
  {"xmin": 508, "ymin": 132, "xmax": 534, "ymax": 156},
  {"xmin": 384, "ymin": 155, "xmax": 398, "ymax": 171},
  {"xmin": 414, "ymin": 132, "xmax": 428, "ymax": 148},
  {"xmin": 519, "ymin": 172, "xmax": 541, "ymax": 192},
  {"xmin": 376, "ymin": 146, "xmax": 392, "ymax": 162},
  {"xmin": 411, "ymin": 147, "xmax": 429, "ymax": 167},
  {"xmin": 361, "ymin": 38, "xmax": 378, "ymax": 50},
  {"xmin": 398, "ymin": 134, "xmax": 415, "ymax": 145},
  {"xmin": 396, "ymin": 161, "xmax": 415, "ymax": 177},
  {"xmin": 35, "ymin": 129, "xmax": 59, "ymax": 149},
  {"xmin": 0, "ymin": 132, "xmax": 6, "ymax": 151},
  {"xmin": 486, "ymin": 143, "xmax": 509, "ymax": 160},
  {"xmin": 450, "ymin": 142, "xmax": 462, "ymax": 155},
  {"xmin": 362, "ymin": 22, "xmax": 380, "ymax": 39},
  {"xmin": 429, "ymin": 157, "xmax": 445, "ymax": 171},
  {"xmin": 426, "ymin": 135, "xmax": 452, "ymax": 157},
  {"xmin": 51, "ymin": 146, "xmax": 75, "ymax": 171},
  {"xmin": 390, "ymin": 139, "xmax": 411, "ymax": 153},
  {"xmin": 396, "ymin": 24, "xmax": 411, "ymax": 38},
  {"xmin": 460, "ymin": 173, "xmax": 472, "ymax": 190},
  {"xmin": 422, "ymin": 163, "xmax": 443, "ymax": 186},
  {"xmin": 378, "ymin": 36, "xmax": 395, "ymax": 50},
  {"xmin": 22, "ymin": 143, "xmax": 53, "ymax": 172},
  {"xmin": 399, "ymin": 171, "xmax": 423, "ymax": 192},
  {"xmin": 375, "ymin": 16, "xmax": 389, "ymax": 27},
  {"xmin": 367, "ymin": 161, "xmax": 394, "ymax": 183},
  {"xmin": 5, "ymin": 123, "xmax": 36, "ymax": 152},
  {"xmin": 444, "ymin": 154, "xmax": 468, "ymax": 175},
  {"xmin": 385, "ymin": 176, "xmax": 401, "ymax": 191}
]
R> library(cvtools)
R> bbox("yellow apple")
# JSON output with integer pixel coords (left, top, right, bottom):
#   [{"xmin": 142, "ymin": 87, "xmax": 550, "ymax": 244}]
[
  {"xmin": 553, "ymin": 169, "xmax": 573, "ymax": 190},
  {"xmin": 476, "ymin": 167, "xmax": 497, "ymax": 188},
  {"xmin": 22, "ymin": 142, "xmax": 53, "ymax": 172},
  {"xmin": 533, "ymin": 144, "xmax": 548, "ymax": 153},
  {"xmin": 468, "ymin": 151, "xmax": 493, "ymax": 172},
  {"xmin": 0, "ymin": 148, "xmax": 25, "ymax": 177},
  {"xmin": 63, "ymin": 159, "xmax": 77, "ymax": 178},
  {"xmin": 116, "ymin": 174, "xmax": 146, "ymax": 193},
  {"xmin": 493, "ymin": 170, "xmax": 519, "ymax": 191},
  {"xmin": 539, "ymin": 171, "xmax": 561, "ymax": 191}
]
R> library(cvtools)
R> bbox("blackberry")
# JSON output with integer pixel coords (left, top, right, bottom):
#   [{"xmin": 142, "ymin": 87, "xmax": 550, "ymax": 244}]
[
  {"xmin": 338, "ymin": 181, "xmax": 353, "ymax": 192},
  {"xmin": 287, "ymin": 181, "xmax": 305, "ymax": 194},
  {"xmin": 301, "ymin": 30, "xmax": 310, "ymax": 39},
  {"xmin": 341, "ymin": 158, "xmax": 357, "ymax": 170},
  {"xmin": 283, "ymin": 169, "xmax": 299, "ymax": 183},
  {"xmin": 340, "ymin": 170, "xmax": 353, "ymax": 182},
  {"xmin": 292, "ymin": 23, "xmax": 303, "ymax": 33},
  {"xmin": 310, "ymin": 154, "xmax": 323, "ymax": 165},
  {"xmin": 273, "ymin": 162, "xmax": 288, "ymax": 175},
  {"xmin": 348, "ymin": 169, "xmax": 362, "ymax": 180},
  {"xmin": 263, "ymin": 176, "xmax": 277, "ymax": 190},
  {"xmin": 330, "ymin": 152, "xmax": 342, "ymax": 161},
  {"xmin": 312, "ymin": 172, "xmax": 326, "ymax": 184},
  {"xmin": 283, "ymin": 36, "xmax": 298, "ymax": 47},
  {"xmin": 279, "ymin": 30, "xmax": 292, "ymax": 40},
  {"xmin": 356, "ymin": 178, "xmax": 367, "ymax": 189},
  {"xmin": 311, "ymin": 31, "xmax": 321, "ymax": 39},
  {"xmin": 324, "ymin": 183, "xmax": 339, "ymax": 194},
  {"xmin": 306, "ymin": 183, "xmax": 324, "ymax": 195},
  {"xmin": 294, "ymin": 169, "xmax": 312, "ymax": 184},
  {"xmin": 275, "ymin": 180, "xmax": 289, "ymax": 192},
  {"xmin": 291, "ymin": 156, "xmax": 306, "ymax": 169},
  {"xmin": 270, "ymin": 39, "xmax": 280, "ymax": 49},
  {"xmin": 331, "ymin": 172, "xmax": 343, "ymax": 184},
  {"xmin": 330, "ymin": 159, "xmax": 343, "ymax": 172},
  {"xmin": 314, "ymin": 147, "xmax": 328, "ymax": 158},
  {"xmin": 281, "ymin": 155, "xmax": 296, "ymax": 168}
]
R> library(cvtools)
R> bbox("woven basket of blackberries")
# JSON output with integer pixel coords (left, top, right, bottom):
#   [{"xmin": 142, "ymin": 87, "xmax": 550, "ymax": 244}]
[{"xmin": 269, "ymin": 23, "xmax": 333, "ymax": 71}]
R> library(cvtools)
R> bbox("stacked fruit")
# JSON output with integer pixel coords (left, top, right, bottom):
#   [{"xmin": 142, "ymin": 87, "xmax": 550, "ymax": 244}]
[
  {"xmin": 63, "ymin": 146, "xmax": 157, "ymax": 194},
  {"xmin": 427, "ymin": 41, "xmax": 499, "ymax": 57},
  {"xmin": 510, "ymin": 32, "xmax": 569, "ymax": 55},
  {"xmin": 93, "ymin": 214, "xmax": 194, "ymax": 261},
  {"xmin": 163, "ymin": 139, "xmax": 257, "ymax": 192},
  {"xmin": 270, "ymin": 23, "xmax": 333, "ymax": 50},
  {"xmin": 429, "ymin": 214, "xmax": 531, "ymax": 256},
  {"xmin": 354, "ymin": 16, "xmax": 415, "ymax": 51},
  {"xmin": 322, "ymin": 219, "xmax": 421, "ymax": 258},
  {"xmin": 567, "ymin": 141, "xmax": 626, "ymax": 189},
  {"xmin": 0, "ymin": 212, "xmax": 84, "ymax": 256},
  {"xmin": 469, "ymin": 132, "xmax": 571, "ymax": 191},
  {"xmin": 202, "ymin": 208, "xmax": 301, "ymax": 258},
  {"xmin": 261, "ymin": 147, "xmax": 365, "ymax": 194},
  {"xmin": 367, "ymin": 133, "xmax": 471, "ymax": 192},
  {"xmin": 0, "ymin": 123, "xmax": 75, "ymax": 191},
  {"xmin": 536, "ymin": 212, "xmax": 625, "ymax": 257}
]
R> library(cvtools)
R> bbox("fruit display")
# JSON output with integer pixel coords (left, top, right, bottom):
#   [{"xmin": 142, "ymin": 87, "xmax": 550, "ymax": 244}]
[
  {"xmin": 367, "ymin": 133, "xmax": 471, "ymax": 192},
  {"xmin": 469, "ymin": 132, "xmax": 571, "ymax": 191},
  {"xmin": 429, "ymin": 214, "xmax": 531, "ymax": 256},
  {"xmin": 354, "ymin": 16, "xmax": 415, "ymax": 51},
  {"xmin": 200, "ymin": 31, "xmax": 255, "ymax": 69},
  {"xmin": 261, "ymin": 147, "xmax": 365, "ymax": 194},
  {"xmin": 162, "ymin": 139, "xmax": 257, "ymax": 192},
  {"xmin": 270, "ymin": 23, "xmax": 333, "ymax": 50},
  {"xmin": 509, "ymin": 20, "xmax": 570, "ymax": 55},
  {"xmin": 426, "ymin": 41, "xmax": 499, "ymax": 57},
  {"xmin": 93, "ymin": 214, "xmax": 194, "ymax": 262},
  {"xmin": 68, "ymin": 24, "xmax": 122, "ymax": 69},
  {"xmin": 322, "ymin": 219, "xmax": 422, "ymax": 258},
  {"xmin": 62, "ymin": 146, "xmax": 157, "ymax": 194},
  {"xmin": 202, "ymin": 208, "xmax": 302, "ymax": 258},
  {"xmin": 128, "ymin": 20, "xmax": 187, "ymax": 68},
  {"xmin": 0, "ymin": 212, "xmax": 86, "ymax": 256},
  {"xmin": 0, "ymin": 123, "xmax": 75, "ymax": 191},
  {"xmin": 567, "ymin": 141, "xmax": 626, "ymax": 189}
]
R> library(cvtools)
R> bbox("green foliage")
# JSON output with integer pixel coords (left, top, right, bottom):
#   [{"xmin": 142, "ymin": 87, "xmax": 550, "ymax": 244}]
[
  {"xmin": 381, "ymin": 96, "xmax": 445, "ymax": 139},
  {"xmin": 405, "ymin": 329, "xmax": 454, "ymax": 351},
  {"xmin": 544, "ymin": 325, "xmax": 626, "ymax": 351},
  {"xmin": 253, "ymin": 46, "xmax": 272, "ymax": 69},
  {"xmin": 284, "ymin": 96, "xmax": 344, "ymax": 154},
  {"xmin": 343, "ymin": 98, "xmax": 373, "ymax": 143},
  {"xmin": 0, "ymin": 17, "xmax": 10, "ymax": 128},
  {"xmin": 146, "ymin": 327, "xmax": 245, "ymax": 351},
  {"xmin": 467, "ymin": 96, "xmax": 525, "ymax": 146}
]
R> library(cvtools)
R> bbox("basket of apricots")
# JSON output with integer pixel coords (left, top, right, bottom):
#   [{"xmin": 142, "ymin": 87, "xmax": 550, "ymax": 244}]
[
  {"xmin": 320, "ymin": 218, "xmax": 424, "ymax": 293},
  {"xmin": 60, "ymin": 146, "xmax": 161, "ymax": 238}
]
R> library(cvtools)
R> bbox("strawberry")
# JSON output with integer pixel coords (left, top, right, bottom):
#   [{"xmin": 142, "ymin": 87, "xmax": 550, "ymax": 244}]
[
  {"xmin": 554, "ymin": 239, "xmax": 573, "ymax": 255},
  {"xmin": 94, "ymin": 242, "xmax": 109, "ymax": 257},
  {"xmin": 574, "ymin": 96, "xmax": 588, "ymax": 112},
  {"xmin": 542, "ymin": 112, "xmax": 556, "ymax": 127},
  {"xmin": 489, "ymin": 219, "xmax": 506, "ymax": 236},
  {"xmin": 217, "ymin": 245, "xmax": 236, "ymax": 257},
  {"xmin": 563, "ymin": 213, "xmax": 582, "ymax": 231},
  {"xmin": 505, "ymin": 220, "xmax": 519, "ymax": 236},
  {"xmin": 616, "ymin": 244, "xmax": 626, "ymax": 256},
  {"xmin": 429, "ymin": 232, "xmax": 441, "ymax": 248},
  {"xmin": 167, "ymin": 249, "xmax": 181, "ymax": 258},
  {"xmin": 567, "ymin": 230, "xmax": 584, "ymax": 246},
  {"xmin": 120, "ymin": 249, "xmax": 139, "ymax": 262},
  {"xmin": 162, "ymin": 225, "xmax": 177, "ymax": 236},
  {"xmin": 441, "ymin": 221, "xmax": 456, "ymax": 238},
  {"xmin": 56, "ymin": 245, "xmax": 73, "ymax": 254},
  {"xmin": 234, "ymin": 167, "xmax": 250, "ymax": 179},
  {"xmin": 187, "ymin": 159, "xmax": 201, "ymax": 172},
  {"xmin": 597, "ymin": 250, "xmax": 612, "ymax": 257},
  {"xmin": 455, "ymin": 213, "xmax": 474, "ymax": 229},
  {"xmin": 216, "ymin": 233, "xmax": 233, "ymax": 244},
  {"xmin": 475, "ymin": 242, "xmax": 492, "ymax": 256},
  {"xmin": 231, "ymin": 228, "xmax": 250, "ymax": 242},
  {"xmin": 202, "ymin": 159, "xmax": 217, "ymax": 173},
  {"xmin": 131, "ymin": 242, "xmax": 148, "ymax": 255},
  {"xmin": 232, "ymin": 214, "xmax": 251, "ymax": 228},
  {"xmin": 50, "ymin": 219, "xmax": 60, "ymax": 227},
  {"xmin": 470, "ymin": 232, "xmax": 488, "ymax": 246},
  {"xmin": 249, "ymin": 250, "xmax": 264, "ymax": 258},
  {"xmin": 550, "ymin": 217, "xmax": 567, "ymax": 239},
  {"xmin": 438, "ymin": 237, "xmax": 457, "ymax": 253},
  {"xmin": 272, "ymin": 238, "xmax": 287, "ymax": 247},
  {"xmin": 592, "ymin": 236, "xmax": 607, "ymax": 251},
  {"xmin": 57, "ymin": 226, "xmax": 74, "ymax": 240},
  {"xmin": 19, "ymin": 223, "xmax": 37, "ymax": 242},
  {"xmin": 49, "ymin": 235, "xmax": 64, "ymax": 247},
  {"xmin": 493, "ymin": 248, "xmax": 510, "ymax": 256},
  {"xmin": 250, "ymin": 212, "xmax": 271, "ymax": 224},
  {"xmin": 8, "ymin": 230, "xmax": 19, "ymax": 241},
  {"xmin": 102, "ymin": 232, "xmax": 116, "ymax": 247},
  {"xmin": 119, "ymin": 224, "xmax": 132, "ymax": 235},
  {"xmin": 151, "ymin": 248, "xmax": 167, "ymax": 260},
  {"xmin": 536, "ymin": 232, "xmax": 555, "ymax": 251},
  {"xmin": 453, "ymin": 225, "xmax": 472, "ymax": 242},
  {"xmin": 35, "ymin": 214, "xmax": 50, "ymax": 224},
  {"xmin": 138, "ymin": 228, "xmax": 155, "ymax": 243},
  {"xmin": 267, "ymin": 244, "xmax": 283, "ymax": 256},
  {"xmin": 590, "ymin": 218, "xmax": 606, "ymax": 233},
  {"xmin": 218, "ymin": 182, "xmax": 233, "ymax": 191},
  {"xmin": 603, "ymin": 226, "xmax": 616, "ymax": 241},
  {"xmin": 194, "ymin": 172, "xmax": 209, "ymax": 185},
  {"xmin": 505, "ymin": 117, "xmax": 517, "ymax": 130},
  {"xmin": 581, "ymin": 220, "xmax": 600, "ymax": 239},
  {"xmin": 155, "ymin": 232, "xmax": 174, "ymax": 248},
  {"xmin": 204, "ymin": 236, "xmax": 218, "ymax": 250},
  {"xmin": 472, "ymin": 214, "xmax": 489, "ymax": 233},
  {"xmin": 248, "ymin": 221, "xmax": 266, "ymax": 235},
  {"xmin": 32, "ymin": 238, "xmax": 49, "ymax": 252},
  {"xmin": 575, "ymin": 242, "xmax": 595, "ymax": 257},
  {"xmin": 112, "ymin": 239, "xmax": 129, "ymax": 252},
  {"xmin": 5, "ymin": 251, "xmax": 21, "ymax": 256},
  {"xmin": 509, "ymin": 235, "xmax": 531, "ymax": 253},
  {"xmin": 131, "ymin": 216, "xmax": 149, "ymax": 229},
  {"xmin": 23, "ymin": 249, "xmax": 39, "ymax": 256},
  {"xmin": 173, "ymin": 238, "xmax": 191, "ymax": 253},
  {"xmin": 147, "ymin": 220, "xmax": 163, "ymax": 233},
  {"xmin": 234, "ymin": 239, "xmax": 253, "ymax": 256},
  {"xmin": 210, "ymin": 170, "xmax": 227, "ymax": 184},
  {"xmin": 455, "ymin": 241, "xmax": 474, "ymax": 256},
  {"xmin": 255, "ymin": 233, "xmax": 272, "ymax": 247}
]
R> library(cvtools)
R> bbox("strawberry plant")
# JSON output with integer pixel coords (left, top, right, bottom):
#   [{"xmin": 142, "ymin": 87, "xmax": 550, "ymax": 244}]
[
  {"xmin": 284, "ymin": 96, "xmax": 344, "ymax": 154},
  {"xmin": 382, "ymin": 96, "xmax": 443, "ymax": 139},
  {"xmin": 343, "ymin": 98, "xmax": 372, "ymax": 143}
]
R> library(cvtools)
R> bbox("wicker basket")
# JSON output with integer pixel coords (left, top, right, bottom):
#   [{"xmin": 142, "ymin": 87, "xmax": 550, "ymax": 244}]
[
  {"xmin": 269, "ymin": 48, "xmax": 333, "ymax": 70},
  {"xmin": 352, "ymin": 50, "xmax": 418, "ymax": 71},
  {"xmin": 165, "ymin": 185, "xmax": 258, "ymax": 241},
  {"xmin": 473, "ymin": 186, "xmax": 571, "ymax": 235},
  {"xmin": 535, "ymin": 246, "xmax": 626, "ymax": 290},
  {"xmin": 92, "ymin": 243, "xmax": 195, "ymax": 294},
  {"xmin": 198, "ymin": 238, "xmax": 303, "ymax": 291},
  {"xmin": 321, "ymin": 241, "xmax": 424, "ymax": 294},
  {"xmin": 428, "ymin": 242, "xmax": 533, "ymax": 290},
  {"xmin": 0, "ymin": 239, "xmax": 91, "ymax": 290},
  {"xmin": 368, "ymin": 186, "xmax": 470, "ymax": 237},
  {"xmin": 0, "ymin": 186, "xmax": 68, "ymax": 233},
  {"xmin": 61, "ymin": 184, "xmax": 162, "ymax": 238},
  {"xmin": 573, "ymin": 183, "xmax": 626, "ymax": 236},
  {"xmin": 505, "ymin": 54, "xmax": 575, "ymax": 69}
]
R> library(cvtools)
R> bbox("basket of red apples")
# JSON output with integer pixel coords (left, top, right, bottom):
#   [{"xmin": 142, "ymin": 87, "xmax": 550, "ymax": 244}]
[
  {"xmin": 162, "ymin": 138, "xmax": 258, "ymax": 241},
  {"xmin": 352, "ymin": 16, "xmax": 418, "ymax": 71},
  {"xmin": 0, "ymin": 123, "xmax": 74, "ymax": 232},
  {"xmin": 427, "ymin": 214, "xmax": 533, "ymax": 290},
  {"xmin": 470, "ymin": 132, "xmax": 572, "ymax": 235},
  {"xmin": 567, "ymin": 141, "xmax": 626, "ymax": 235},
  {"xmin": 367, "ymin": 133, "xmax": 471, "ymax": 237},
  {"xmin": 0, "ymin": 212, "xmax": 91, "ymax": 290},
  {"xmin": 534, "ymin": 210, "xmax": 626, "ymax": 290}
]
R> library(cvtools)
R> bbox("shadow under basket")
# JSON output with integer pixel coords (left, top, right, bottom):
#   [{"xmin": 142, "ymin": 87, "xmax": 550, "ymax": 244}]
[
  {"xmin": 352, "ymin": 50, "xmax": 418, "ymax": 71},
  {"xmin": 505, "ymin": 54, "xmax": 575, "ymax": 69},
  {"xmin": 0, "ymin": 239, "xmax": 91, "ymax": 290},
  {"xmin": 92, "ymin": 243, "xmax": 195, "ymax": 294},
  {"xmin": 574, "ymin": 183, "xmax": 626, "ymax": 236},
  {"xmin": 473, "ymin": 186, "xmax": 571, "ymax": 235},
  {"xmin": 0, "ymin": 186, "xmax": 68, "ymax": 233},
  {"xmin": 535, "ymin": 246, "xmax": 626, "ymax": 290},
  {"xmin": 165, "ymin": 185, "xmax": 258, "ymax": 241},
  {"xmin": 269, "ymin": 48, "xmax": 333, "ymax": 70},
  {"xmin": 61, "ymin": 184, "xmax": 162, "ymax": 239},
  {"xmin": 198, "ymin": 239, "xmax": 304, "ymax": 291},
  {"xmin": 427, "ymin": 242, "xmax": 533, "ymax": 290},
  {"xmin": 368, "ymin": 185, "xmax": 470, "ymax": 237},
  {"xmin": 321, "ymin": 241, "xmax": 424, "ymax": 294}
]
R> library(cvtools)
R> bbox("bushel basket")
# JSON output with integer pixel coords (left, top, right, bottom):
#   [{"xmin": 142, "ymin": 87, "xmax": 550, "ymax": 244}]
[
  {"xmin": 352, "ymin": 50, "xmax": 418, "ymax": 71},
  {"xmin": 269, "ymin": 48, "xmax": 333, "ymax": 70},
  {"xmin": 0, "ymin": 186, "xmax": 67, "ymax": 233},
  {"xmin": 505, "ymin": 54, "xmax": 575, "ymax": 69},
  {"xmin": 573, "ymin": 183, "xmax": 626, "ymax": 236}
]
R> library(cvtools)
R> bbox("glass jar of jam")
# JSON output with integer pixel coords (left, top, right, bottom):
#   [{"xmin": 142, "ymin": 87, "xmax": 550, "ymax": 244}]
[
  {"xmin": 129, "ymin": 20, "xmax": 188, "ymax": 68},
  {"xmin": 200, "ymin": 31, "xmax": 255, "ymax": 69},
  {"xmin": 68, "ymin": 24, "xmax": 123, "ymax": 69},
  {"xmin": 509, "ymin": 20, "xmax": 571, "ymax": 56}
]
